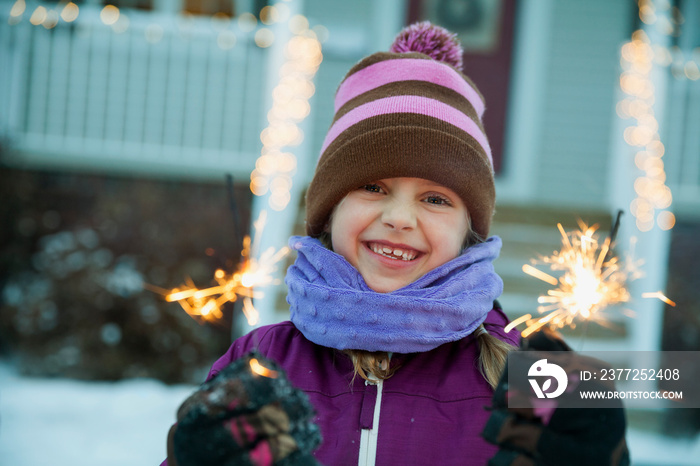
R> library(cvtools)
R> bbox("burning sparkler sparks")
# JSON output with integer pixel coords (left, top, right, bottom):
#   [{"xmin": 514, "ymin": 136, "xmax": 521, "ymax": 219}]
[
  {"xmin": 249, "ymin": 357, "xmax": 279, "ymax": 378},
  {"xmin": 161, "ymin": 211, "xmax": 289, "ymax": 326},
  {"xmin": 508, "ymin": 221, "xmax": 638, "ymax": 338},
  {"xmin": 641, "ymin": 291, "xmax": 676, "ymax": 307},
  {"xmin": 506, "ymin": 220, "xmax": 675, "ymax": 338}
]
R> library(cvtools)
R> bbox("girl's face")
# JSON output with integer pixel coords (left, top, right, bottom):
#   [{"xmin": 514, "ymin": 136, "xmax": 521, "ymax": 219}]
[{"xmin": 330, "ymin": 177, "xmax": 470, "ymax": 293}]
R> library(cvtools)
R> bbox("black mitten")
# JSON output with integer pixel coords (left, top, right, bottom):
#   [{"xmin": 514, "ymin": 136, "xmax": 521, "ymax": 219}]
[
  {"xmin": 483, "ymin": 327, "xmax": 630, "ymax": 466},
  {"xmin": 167, "ymin": 352, "xmax": 322, "ymax": 466}
]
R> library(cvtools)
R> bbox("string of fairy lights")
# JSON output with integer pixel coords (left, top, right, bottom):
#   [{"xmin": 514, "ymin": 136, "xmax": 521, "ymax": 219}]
[
  {"xmin": 6, "ymin": 0, "xmax": 329, "ymax": 51},
  {"xmin": 250, "ymin": 14, "xmax": 322, "ymax": 210},
  {"xmin": 617, "ymin": 0, "xmax": 699, "ymax": 232}
]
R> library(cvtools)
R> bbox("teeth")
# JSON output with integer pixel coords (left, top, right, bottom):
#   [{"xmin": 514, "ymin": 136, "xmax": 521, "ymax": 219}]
[{"xmin": 369, "ymin": 243, "xmax": 417, "ymax": 261}]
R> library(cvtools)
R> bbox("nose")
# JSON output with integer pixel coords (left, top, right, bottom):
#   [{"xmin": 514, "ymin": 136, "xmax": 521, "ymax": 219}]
[{"xmin": 381, "ymin": 199, "xmax": 417, "ymax": 231}]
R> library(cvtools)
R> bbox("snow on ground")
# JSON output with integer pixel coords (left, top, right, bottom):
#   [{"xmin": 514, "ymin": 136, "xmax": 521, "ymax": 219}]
[
  {"xmin": 0, "ymin": 361, "xmax": 195, "ymax": 466},
  {"xmin": 1, "ymin": 360, "xmax": 700, "ymax": 466}
]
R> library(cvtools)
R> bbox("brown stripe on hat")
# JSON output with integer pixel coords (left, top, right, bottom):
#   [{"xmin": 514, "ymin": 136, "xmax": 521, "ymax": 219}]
[
  {"xmin": 321, "ymin": 113, "xmax": 490, "ymax": 169},
  {"xmin": 333, "ymin": 80, "xmax": 483, "ymax": 126}
]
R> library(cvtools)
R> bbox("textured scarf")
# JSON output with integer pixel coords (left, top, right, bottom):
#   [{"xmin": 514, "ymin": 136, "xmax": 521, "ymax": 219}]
[{"xmin": 285, "ymin": 235, "xmax": 503, "ymax": 353}]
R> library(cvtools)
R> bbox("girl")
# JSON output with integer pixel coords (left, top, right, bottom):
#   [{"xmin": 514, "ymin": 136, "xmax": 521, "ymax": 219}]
[{"xmin": 166, "ymin": 22, "xmax": 519, "ymax": 466}]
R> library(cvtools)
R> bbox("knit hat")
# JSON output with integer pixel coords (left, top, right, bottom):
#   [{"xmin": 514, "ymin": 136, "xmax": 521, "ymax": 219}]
[{"xmin": 305, "ymin": 21, "xmax": 495, "ymax": 239}]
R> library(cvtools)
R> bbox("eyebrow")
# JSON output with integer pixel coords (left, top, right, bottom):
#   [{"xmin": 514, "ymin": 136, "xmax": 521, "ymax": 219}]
[{"xmin": 420, "ymin": 183, "xmax": 455, "ymax": 194}]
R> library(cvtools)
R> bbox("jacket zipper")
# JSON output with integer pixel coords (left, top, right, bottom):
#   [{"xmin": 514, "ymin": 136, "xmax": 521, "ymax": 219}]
[{"xmin": 358, "ymin": 378, "xmax": 383, "ymax": 466}]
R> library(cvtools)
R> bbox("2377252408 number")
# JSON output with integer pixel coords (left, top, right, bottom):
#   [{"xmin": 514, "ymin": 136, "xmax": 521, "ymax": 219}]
[{"xmin": 598, "ymin": 368, "xmax": 680, "ymax": 381}]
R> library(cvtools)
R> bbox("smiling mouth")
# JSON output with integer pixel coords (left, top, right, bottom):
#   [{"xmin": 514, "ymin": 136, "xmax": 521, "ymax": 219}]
[{"xmin": 366, "ymin": 242, "xmax": 419, "ymax": 261}]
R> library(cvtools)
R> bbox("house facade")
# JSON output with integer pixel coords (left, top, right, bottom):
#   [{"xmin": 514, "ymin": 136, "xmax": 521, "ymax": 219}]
[{"xmin": 2, "ymin": 0, "xmax": 699, "ymax": 352}]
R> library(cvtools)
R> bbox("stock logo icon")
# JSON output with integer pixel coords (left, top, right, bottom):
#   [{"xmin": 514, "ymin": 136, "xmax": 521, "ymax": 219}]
[{"xmin": 528, "ymin": 359, "xmax": 568, "ymax": 399}]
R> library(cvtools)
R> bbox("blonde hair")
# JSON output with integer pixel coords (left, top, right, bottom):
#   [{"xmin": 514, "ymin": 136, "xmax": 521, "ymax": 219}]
[
  {"xmin": 344, "ymin": 326, "xmax": 514, "ymax": 388},
  {"xmin": 344, "ymin": 350, "xmax": 398, "ymax": 383},
  {"xmin": 474, "ymin": 325, "xmax": 516, "ymax": 388}
]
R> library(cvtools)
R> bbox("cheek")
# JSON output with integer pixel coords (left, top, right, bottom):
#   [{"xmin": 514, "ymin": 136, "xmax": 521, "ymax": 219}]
[
  {"xmin": 329, "ymin": 205, "xmax": 362, "ymax": 262},
  {"xmin": 330, "ymin": 198, "xmax": 369, "ymax": 239},
  {"xmin": 434, "ymin": 217, "xmax": 470, "ymax": 256},
  {"xmin": 447, "ymin": 234, "xmax": 467, "ymax": 257}
]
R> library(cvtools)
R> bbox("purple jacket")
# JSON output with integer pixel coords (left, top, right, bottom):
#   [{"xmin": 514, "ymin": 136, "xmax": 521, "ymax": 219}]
[{"xmin": 160, "ymin": 306, "xmax": 517, "ymax": 466}]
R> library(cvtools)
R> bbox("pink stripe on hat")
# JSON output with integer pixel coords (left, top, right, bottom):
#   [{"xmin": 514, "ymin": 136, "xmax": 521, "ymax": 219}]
[
  {"xmin": 321, "ymin": 95, "xmax": 493, "ymax": 166},
  {"xmin": 335, "ymin": 58, "xmax": 485, "ymax": 118}
]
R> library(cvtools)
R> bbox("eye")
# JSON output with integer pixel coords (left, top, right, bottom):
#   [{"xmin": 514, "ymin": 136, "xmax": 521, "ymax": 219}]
[
  {"xmin": 361, "ymin": 183, "xmax": 383, "ymax": 194},
  {"xmin": 424, "ymin": 194, "xmax": 452, "ymax": 206}
]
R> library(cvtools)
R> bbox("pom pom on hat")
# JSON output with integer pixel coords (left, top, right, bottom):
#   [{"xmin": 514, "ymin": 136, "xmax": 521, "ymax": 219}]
[{"xmin": 389, "ymin": 21, "xmax": 464, "ymax": 71}]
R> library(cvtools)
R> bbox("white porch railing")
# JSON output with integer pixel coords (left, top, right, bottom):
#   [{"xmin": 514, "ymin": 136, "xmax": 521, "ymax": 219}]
[{"xmin": 0, "ymin": 4, "xmax": 268, "ymax": 178}]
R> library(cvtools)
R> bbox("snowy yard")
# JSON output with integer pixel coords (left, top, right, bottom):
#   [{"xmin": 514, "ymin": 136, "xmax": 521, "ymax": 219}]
[
  {"xmin": 0, "ymin": 361, "xmax": 194, "ymax": 466},
  {"xmin": 1, "ymin": 360, "xmax": 700, "ymax": 466}
]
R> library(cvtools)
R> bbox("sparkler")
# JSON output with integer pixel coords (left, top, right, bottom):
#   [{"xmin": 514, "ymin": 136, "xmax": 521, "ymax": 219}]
[
  {"xmin": 162, "ymin": 211, "xmax": 290, "ymax": 326},
  {"xmin": 506, "ymin": 218, "xmax": 675, "ymax": 338},
  {"xmin": 641, "ymin": 291, "xmax": 676, "ymax": 307},
  {"xmin": 249, "ymin": 357, "xmax": 279, "ymax": 378}
]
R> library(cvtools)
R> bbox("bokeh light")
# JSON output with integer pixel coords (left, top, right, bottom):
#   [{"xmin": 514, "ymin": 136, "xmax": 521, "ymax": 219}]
[
  {"xmin": 252, "ymin": 14, "xmax": 323, "ymax": 210},
  {"xmin": 312, "ymin": 25, "xmax": 330, "ymax": 43},
  {"xmin": 217, "ymin": 31, "xmax": 237, "ymax": 50},
  {"xmin": 255, "ymin": 28, "xmax": 275, "ymax": 48},
  {"xmin": 685, "ymin": 61, "xmax": 700, "ymax": 80},
  {"xmin": 100, "ymin": 5, "xmax": 120, "ymax": 26},
  {"xmin": 260, "ymin": 6, "xmax": 279, "ymax": 25},
  {"xmin": 111, "ymin": 14, "xmax": 130, "ymax": 34},
  {"xmin": 10, "ymin": 0, "xmax": 26, "ymax": 18},
  {"xmin": 42, "ymin": 9, "xmax": 59, "ymax": 29},
  {"xmin": 657, "ymin": 211, "xmax": 676, "ymax": 230},
  {"xmin": 273, "ymin": 3, "xmax": 291, "ymax": 23},
  {"xmin": 288, "ymin": 14, "xmax": 309, "ymax": 34},
  {"xmin": 60, "ymin": 2, "xmax": 79, "ymax": 22},
  {"xmin": 237, "ymin": 12, "xmax": 257, "ymax": 32},
  {"xmin": 210, "ymin": 12, "xmax": 230, "ymax": 30},
  {"xmin": 618, "ymin": 22, "xmax": 676, "ymax": 232},
  {"xmin": 29, "ymin": 6, "xmax": 47, "ymax": 25}
]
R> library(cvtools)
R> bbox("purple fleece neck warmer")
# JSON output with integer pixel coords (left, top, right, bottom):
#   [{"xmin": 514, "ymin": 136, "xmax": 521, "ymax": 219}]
[{"xmin": 285, "ymin": 235, "xmax": 503, "ymax": 353}]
